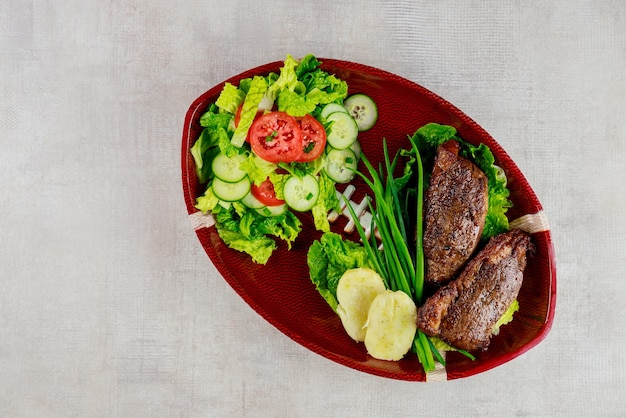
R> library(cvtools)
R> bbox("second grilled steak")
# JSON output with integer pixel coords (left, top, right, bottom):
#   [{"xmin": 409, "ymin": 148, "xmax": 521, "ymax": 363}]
[
  {"xmin": 423, "ymin": 140, "xmax": 489, "ymax": 285},
  {"xmin": 416, "ymin": 229, "xmax": 534, "ymax": 352}
]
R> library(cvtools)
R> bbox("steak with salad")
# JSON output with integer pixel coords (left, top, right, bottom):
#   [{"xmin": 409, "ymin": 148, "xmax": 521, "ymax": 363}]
[
  {"xmin": 423, "ymin": 140, "xmax": 489, "ymax": 285},
  {"xmin": 416, "ymin": 228, "xmax": 534, "ymax": 352}
]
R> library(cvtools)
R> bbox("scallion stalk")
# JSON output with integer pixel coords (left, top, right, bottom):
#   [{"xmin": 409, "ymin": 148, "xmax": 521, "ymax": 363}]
[
  {"xmin": 410, "ymin": 136, "xmax": 425, "ymax": 304},
  {"xmin": 348, "ymin": 139, "xmax": 440, "ymax": 373}
]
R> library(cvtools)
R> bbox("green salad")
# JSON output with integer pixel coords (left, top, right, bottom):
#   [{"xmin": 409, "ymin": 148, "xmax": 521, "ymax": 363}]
[{"xmin": 190, "ymin": 54, "xmax": 378, "ymax": 264}]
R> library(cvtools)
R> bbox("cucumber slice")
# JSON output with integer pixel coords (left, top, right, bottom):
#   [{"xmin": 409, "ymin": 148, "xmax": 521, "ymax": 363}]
[
  {"xmin": 350, "ymin": 140, "xmax": 361, "ymax": 162},
  {"xmin": 241, "ymin": 190, "xmax": 265, "ymax": 209},
  {"xmin": 217, "ymin": 200, "xmax": 232, "ymax": 210},
  {"xmin": 211, "ymin": 152, "xmax": 248, "ymax": 183},
  {"xmin": 320, "ymin": 102, "xmax": 349, "ymax": 119},
  {"xmin": 211, "ymin": 176, "xmax": 251, "ymax": 202},
  {"xmin": 326, "ymin": 112, "xmax": 358, "ymax": 150},
  {"xmin": 283, "ymin": 174, "xmax": 320, "ymax": 212},
  {"xmin": 344, "ymin": 94, "xmax": 377, "ymax": 131},
  {"xmin": 256, "ymin": 203, "xmax": 287, "ymax": 217},
  {"xmin": 325, "ymin": 148, "xmax": 358, "ymax": 183}
]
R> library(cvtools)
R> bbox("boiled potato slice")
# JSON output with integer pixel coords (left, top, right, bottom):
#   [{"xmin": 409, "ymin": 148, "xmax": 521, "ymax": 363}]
[
  {"xmin": 364, "ymin": 290, "xmax": 417, "ymax": 361},
  {"xmin": 336, "ymin": 268, "xmax": 386, "ymax": 342}
]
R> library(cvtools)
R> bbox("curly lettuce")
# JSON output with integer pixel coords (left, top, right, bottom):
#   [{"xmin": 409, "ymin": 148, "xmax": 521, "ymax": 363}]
[
  {"xmin": 307, "ymin": 232, "xmax": 374, "ymax": 311},
  {"xmin": 198, "ymin": 198, "xmax": 302, "ymax": 265},
  {"xmin": 215, "ymin": 82, "xmax": 245, "ymax": 114},
  {"xmin": 274, "ymin": 54, "xmax": 348, "ymax": 117},
  {"xmin": 190, "ymin": 106, "xmax": 232, "ymax": 183}
]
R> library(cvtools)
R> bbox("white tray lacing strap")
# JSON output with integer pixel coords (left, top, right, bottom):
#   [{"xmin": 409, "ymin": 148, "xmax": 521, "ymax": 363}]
[{"xmin": 189, "ymin": 210, "xmax": 216, "ymax": 231}]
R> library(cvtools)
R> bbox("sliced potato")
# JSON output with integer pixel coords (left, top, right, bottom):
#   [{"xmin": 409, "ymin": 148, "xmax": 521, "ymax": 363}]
[
  {"xmin": 336, "ymin": 268, "xmax": 386, "ymax": 342},
  {"xmin": 364, "ymin": 290, "xmax": 417, "ymax": 361}
]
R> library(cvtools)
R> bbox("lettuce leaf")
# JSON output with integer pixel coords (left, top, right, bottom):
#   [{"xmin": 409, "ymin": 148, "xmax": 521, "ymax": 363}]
[
  {"xmin": 239, "ymin": 153, "xmax": 278, "ymax": 186},
  {"xmin": 310, "ymin": 172, "xmax": 341, "ymax": 232},
  {"xmin": 213, "ymin": 204, "xmax": 302, "ymax": 264},
  {"xmin": 268, "ymin": 172, "xmax": 288, "ymax": 200},
  {"xmin": 267, "ymin": 54, "xmax": 300, "ymax": 101},
  {"xmin": 271, "ymin": 54, "xmax": 348, "ymax": 117},
  {"xmin": 243, "ymin": 210, "xmax": 301, "ymax": 249},
  {"xmin": 298, "ymin": 57, "xmax": 348, "ymax": 101},
  {"xmin": 306, "ymin": 85, "xmax": 347, "ymax": 106},
  {"xmin": 411, "ymin": 123, "xmax": 512, "ymax": 239},
  {"xmin": 430, "ymin": 337, "xmax": 460, "ymax": 353},
  {"xmin": 191, "ymin": 109, "xmax": 232, "ymax": 183},
  {"xmin": 307, "ymin": 232, "xmax": 373, "ymax": 311},
  {"xmin": 276, "ymin": 89, "xmax": 317, "ymax": 117},
  {"xmin": 217, "ymin": 228, "xmax": 276, "ymax": 265},
  {"xmin": 231, "ymin": 75, "xmax": 268, "ymax": 147},
  {"xmin": 492, "ymin": 300, "xmax": 519, "ymax": 335},
  {"xmin": 215, "ymin": 82, "xmax": 246, "ymax": 114},
  {"xmin": 276, "ymin": 85, "xmax": 349, "ymax": 116},
  {"xmin": 462, "ymin": 142, "xmax": 512, "ymax": 238},
  {"xmin": 195, "ymin": 184, "xmax": 220, "ymax": 213},
  {"xmin": 295, "ymin": 54, "xmax": 321, "ymax": 77},
  {"xmin": 410, "ymin": 122, "xmax": 458, "ymax": 179}
]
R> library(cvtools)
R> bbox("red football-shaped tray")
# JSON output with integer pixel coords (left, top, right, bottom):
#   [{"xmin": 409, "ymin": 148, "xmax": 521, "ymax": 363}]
[{"xmin": 181, "ymin": 59, "xmax": 556, "ymax": 381}]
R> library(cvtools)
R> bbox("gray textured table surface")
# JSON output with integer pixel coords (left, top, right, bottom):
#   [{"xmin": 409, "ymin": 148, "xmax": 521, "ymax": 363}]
[{"xmin": 2, "ymin": 1, "xmax": 625, "ymax": 416}]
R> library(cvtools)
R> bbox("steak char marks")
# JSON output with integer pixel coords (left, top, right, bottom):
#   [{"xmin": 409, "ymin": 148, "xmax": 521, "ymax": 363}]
[
  {"xmin": 416, "ymin": 229, "xmax": 534, "ymax": 352},
  {"xmin": 423, "ymin": 140, "xmax": 489, "ymax": 285}
]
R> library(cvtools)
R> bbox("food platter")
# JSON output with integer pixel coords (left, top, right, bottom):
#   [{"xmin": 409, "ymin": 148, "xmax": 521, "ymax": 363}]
[{"xmin": 181, "ymin": 59, "xmax": 556, "ymax": 381}]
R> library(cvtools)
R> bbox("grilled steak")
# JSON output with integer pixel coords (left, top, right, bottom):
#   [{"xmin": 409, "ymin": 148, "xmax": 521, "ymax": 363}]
[
  {"xmin": 423, "ymin": 140, "xmax": 489, "ymax": 284},
  {"xmin": 416, "ymin": 229, "xmax": 534, "ymax": 352}
]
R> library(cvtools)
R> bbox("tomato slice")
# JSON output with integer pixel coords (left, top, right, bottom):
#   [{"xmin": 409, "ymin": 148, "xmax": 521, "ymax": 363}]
[
  {"xmin": 296, "ymin": 114, "xmax": 327, "ymax": 162},
  {"xmin": 249, "ymin": 111, "xmax": 303, "ymax": 163},
  {"xmin": 250, "ymin": 178, "xmax": 285, "ymax": 206}
]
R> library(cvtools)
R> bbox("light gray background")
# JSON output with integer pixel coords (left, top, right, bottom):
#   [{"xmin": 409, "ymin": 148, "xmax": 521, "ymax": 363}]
[{"xmin": 2, "ymin": 1, "xmax": 624, "ymax": 416}]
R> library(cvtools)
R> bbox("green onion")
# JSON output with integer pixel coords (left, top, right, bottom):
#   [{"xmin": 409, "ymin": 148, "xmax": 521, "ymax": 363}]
[
  {"xmin": 346, "ymin": 138, "xmax": 441, "ymax": 373},
  {"xmin": 456, "ymin": 348, "xmax": 476, "ymax": 361},
  {"xmin": 344, "ymin": 196, "xmax": 388, "ymax": 288},
  {"xmin": 426, "ymin": 333, "xmax": 446, "ymax": 366},
  {"xmin": 410, "ymin": 135, "xmax": 425, "ymax": 304},
  {"xmin": 265, "ymin": 130, "xmax": 278, "ymax": 142}
]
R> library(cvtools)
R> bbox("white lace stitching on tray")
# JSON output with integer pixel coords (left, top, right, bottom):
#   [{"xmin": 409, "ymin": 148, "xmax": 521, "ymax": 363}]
[
  {"xmin": 509, "ymin": 210, "xmax": 550, "ymax": 234},
  {"xmin": 189, "ymin": 210, "xmax": 216, "ymax": 231}
]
